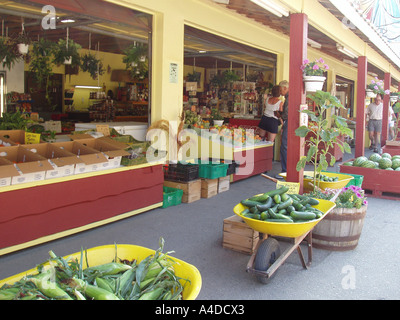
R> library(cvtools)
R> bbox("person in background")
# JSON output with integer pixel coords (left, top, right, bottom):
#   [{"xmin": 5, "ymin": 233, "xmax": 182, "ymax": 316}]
[
  {"xmin": 275, "ymin": 80, "xmax": 289, "ymax": 179},
  {"xmin": 366, "ymin": 94, "xmax": 383, "ymax": 153},
  {"xmin": 389, "ymin": 104, "xmax": 396, "ymax": 140},
  {"xmin": 258, "ymin": 85, "xmax": 283, "ymax": 143}
]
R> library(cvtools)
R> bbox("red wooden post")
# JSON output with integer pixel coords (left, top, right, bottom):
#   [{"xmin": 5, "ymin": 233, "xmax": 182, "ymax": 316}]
[
  {"xmin": 287, "ymin": 13, "xmax": 308, "ymax": 192},
  {"xmin": 381, "ymin": 73, "xmax": 391, "ymax": 146},
  {"xmin": 355, "ymin": 56, "xmax": 367, "ymax": 158}
]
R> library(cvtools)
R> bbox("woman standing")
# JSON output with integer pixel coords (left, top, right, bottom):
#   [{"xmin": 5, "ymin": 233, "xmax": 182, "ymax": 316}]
[{"xmin": 258, "ymin": 85, "xmax": 283, "ymax": 142}]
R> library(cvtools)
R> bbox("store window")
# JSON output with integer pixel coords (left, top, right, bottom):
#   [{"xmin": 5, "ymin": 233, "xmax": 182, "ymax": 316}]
[
  {"xmin": 335, "ymin": 76, "xmax": 355, "ymax": 119},
  {"xmin": 1, "ymin": 0, "xmax": 152, "ymax": 125}
]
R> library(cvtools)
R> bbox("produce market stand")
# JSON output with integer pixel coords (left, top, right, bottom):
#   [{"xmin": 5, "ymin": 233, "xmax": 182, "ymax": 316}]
[{"xmin": 0, "ymin": 162, "xmax": 163, "ymax": 256}]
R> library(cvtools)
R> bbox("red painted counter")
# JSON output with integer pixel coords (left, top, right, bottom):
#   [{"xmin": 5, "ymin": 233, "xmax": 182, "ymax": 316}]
[{"xmin": 0, "ymin": 163, "xmax": 163, "ymax": 255}]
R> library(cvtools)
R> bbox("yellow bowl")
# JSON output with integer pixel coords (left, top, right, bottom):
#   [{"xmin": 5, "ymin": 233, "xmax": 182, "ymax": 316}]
[
  {"xmin": 279, "ymin": 171, "xmax": 354, "ymax": 190},
  {"xmin": 234, "ymin": 198, "xmax": 336, "ymax": 238},
  {"xmin": 0, "ymin": 244, "xmax": 202, "ymax": 300}
]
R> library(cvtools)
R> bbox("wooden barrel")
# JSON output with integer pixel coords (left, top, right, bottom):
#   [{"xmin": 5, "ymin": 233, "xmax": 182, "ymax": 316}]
[{"xmin": 312, "ymin": 206, "xmax": 367, "ymax": 251}]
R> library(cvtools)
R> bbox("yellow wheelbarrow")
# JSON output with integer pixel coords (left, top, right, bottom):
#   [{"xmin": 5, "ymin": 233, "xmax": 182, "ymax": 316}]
[{"xmin": 233, "ymin": 198, "xmax": 336, "ymax": 284}]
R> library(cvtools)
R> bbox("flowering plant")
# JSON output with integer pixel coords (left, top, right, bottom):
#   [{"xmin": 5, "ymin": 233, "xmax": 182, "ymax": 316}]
[
  {"xmin": 301, "ymin": 58, "xmax": 329, "ymax": 77},
  {"xmin": 367, "ymin": 78, "xmax": 390, "ymax": 95},
  {"xmin": 317, "ymin": 186, "xmax": 368, "ymax": 209}
]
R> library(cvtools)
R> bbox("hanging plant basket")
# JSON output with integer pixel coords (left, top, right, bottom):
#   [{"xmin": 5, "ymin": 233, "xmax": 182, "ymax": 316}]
[
  {"xmin": 303, "ymin": 75, "xmax": 326, "ymax": 92},
  {"xmin": 366, "ymin": 89, "xmax": 377, "ymax": 98},
  {"xmin": 17, "ymin": 43, "xmax": 29, "ymax": 55},
  {"xmin": 122, "ymin": 43, "xmax": 148, "ymax": 80}
]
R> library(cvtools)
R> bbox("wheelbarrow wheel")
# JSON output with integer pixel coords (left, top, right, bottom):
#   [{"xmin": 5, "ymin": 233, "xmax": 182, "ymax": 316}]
[{"xmin": 254, "ymin": 238, "xmax": 281, "ymax": 284}]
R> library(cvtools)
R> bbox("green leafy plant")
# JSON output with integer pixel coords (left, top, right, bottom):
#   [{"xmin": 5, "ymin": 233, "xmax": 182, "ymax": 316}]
[
  {"xmin": 295, "ymin": 90, "xmax": 352, "ymax": 191},
  {"xmin": 211, "ymin": 108, "xmax": 224, "ymax": 121},
  {"xmin": 52, "ymin": 39, "xmax": 81, "ymax": 68},
  {"xmin": 122, "ymin": 43, "xmax": 148, "ymax": 80},
  {"xmin": 81, "ymin": 52, "xmax": 105, "ymax": 80},
  {"xmin": 0, "ymin": 111, "xmax": 33, "ymax": 130},
  {"xmin": 29, "ymin": 38, "xmax": 55, "ymax": 104},
  {"xmin": 187, "ymin": 71, "xmax": 201, "ymax": 83},
  {"xmin": 0, "ymin": 37, "xmax": 21, "ymax": 70},
  {"xmin": 222, "ymin": 70, "xmax": 240, "ymax": 83},
  {"xmin": 392, "ymin": 102, "xmax": 400, "ymax": 141}
]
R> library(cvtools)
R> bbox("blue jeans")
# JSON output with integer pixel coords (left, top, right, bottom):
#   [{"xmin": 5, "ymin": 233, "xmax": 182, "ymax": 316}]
[{"xmin": 280, "ymin": 120, "xmax": 288, "ymax": 172}]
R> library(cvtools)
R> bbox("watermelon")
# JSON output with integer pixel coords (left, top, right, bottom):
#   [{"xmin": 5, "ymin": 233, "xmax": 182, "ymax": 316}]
[
  {"xmin": 378, "ymin": 157, "xmax": 392, "ymax": 169},
  {"xmin": 369, "ymin": 153, "xmax": 382, "ymax": 162},
  {"xmin": 381, "ymin": 153, "xmax": 392, "ymax": 159},
  {"xmin": 361, "ymin": 160, "xmax": 376, "ymax": 168},
  {"xmin": 342, "ymin": 161, "xmax": 353, "ymax": 166},
  {"xmin": 392, "ymin": 155, "xmax": 400, "ymax": 161},
  {"xmin": 386, "ymin": 167, "xmax": 394, "ymax": 170},
  {"xmin": 392, "ymin": 158, "xmax": 400, "ymax": 169},
  {"xmin": 353, "ymin": 156, "xmax": 368, "ymax": 167},
  {"xmin": 374, "ymin": 161, "xmax": 380, "ymax": 168},
  {"xmin": 395, "ymin": 167, "xmax": 400, "ymax": 171}
]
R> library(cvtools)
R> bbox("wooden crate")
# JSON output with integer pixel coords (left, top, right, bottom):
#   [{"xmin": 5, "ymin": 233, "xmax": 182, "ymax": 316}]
[
  {"xmin": 163, "ymin": 179, "xmax": 201, "ymax": 203},
  {"xmin": 218, "ymin": 176, "xmax": 230, "ymax": 193},
  {"xmin": 201, "ymin": 178, "xmax": 218, "ymax": 198},
  {"xmin": 222, "ymin": 215, "xmax": 259, "ymax": 254}
]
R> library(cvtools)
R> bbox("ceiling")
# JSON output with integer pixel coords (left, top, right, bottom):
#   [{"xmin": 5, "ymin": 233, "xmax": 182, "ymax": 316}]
[{"xmin": 211, "ymin": 0, "xmax": 399, "ymax": 88}]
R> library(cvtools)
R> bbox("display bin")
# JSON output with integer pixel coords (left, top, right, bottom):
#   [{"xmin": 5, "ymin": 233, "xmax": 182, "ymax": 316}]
[
  {"xmin": 162, "ymin": 186, "xmax": 184, "ymax": 208},
  {"xmin": 198, "ymin": 161, "xmax": 228, "ymax": 179},
  {"xmin": 163, "ymin": 163, "xmax": 199, "ymax": 182},
  {"xmin": 323, "ymin": 171, "xmax": 363, "ymax": 188}
]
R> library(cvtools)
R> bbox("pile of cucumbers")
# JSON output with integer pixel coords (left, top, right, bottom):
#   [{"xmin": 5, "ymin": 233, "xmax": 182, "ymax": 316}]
[
  {"xmin": 240, "ymin": 186, "xmax": 324, "ymax": 223},
  {"xmin": 304, "ymin": 173, "xmax": 339, "ymax": 182}
]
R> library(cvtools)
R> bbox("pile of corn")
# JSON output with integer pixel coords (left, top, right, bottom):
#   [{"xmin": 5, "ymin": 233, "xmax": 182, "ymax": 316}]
[{"xmin": 0, "ymin": 238, "xmax": 187, "ymax": 300}]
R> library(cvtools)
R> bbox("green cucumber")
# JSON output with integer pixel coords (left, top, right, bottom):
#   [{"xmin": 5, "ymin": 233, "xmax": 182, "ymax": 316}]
[
  {"xmin": 248, "ymin": 193, "xmax": 270, "ymax": 202},
  {"xmin": 264, "ymin": 186, "xmax": 290, "ymax": 197},
  {"xmin": 280, "ymin": 193, "xmax": 290, "ymax": 202},
  {"xmin": 290, "ymin": 211, "xmax": 316, "ymax": 221},
  {"xmin": 256, "ymin": 197, "xmax": 273, "ymax": 211},
  {"xmin": 273, "ymin": 194, "xmax": 281, "ymax": 204},
  {"xmin": 307, "ymin": 197, "xmax": 320, "ymax": 206},
  {"xmin": 277, "ymin": 197, "xmax": 293, "ymax": 210},
  {"xmin": 241, "ymin": 199, "xmax": 262, "ymax": 207},
  {"xmin": 240, "ymin": 208, "xmax": 250, "ymax": 215},
  {"xmin": 260, "ymin": 211, "xmax": 270, "ymax": 220}
]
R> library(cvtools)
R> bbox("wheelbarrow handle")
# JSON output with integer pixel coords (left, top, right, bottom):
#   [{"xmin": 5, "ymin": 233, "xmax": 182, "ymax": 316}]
[{"xmin": 261, "ymin": 173, "xmax": 277, "ymax": 183}]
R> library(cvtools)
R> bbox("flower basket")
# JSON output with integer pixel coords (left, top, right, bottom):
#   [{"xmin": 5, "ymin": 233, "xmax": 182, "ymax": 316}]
[
  {"xmin": 366, "ymin": 89, "xmax": 376, "ymax": 98},
  {"xmin": 303, "ymin": 75, "xmax": 326, "ymax": 92},
  {"xmin": 17, "ymin": 43, "xmax": 29, "ymax": 55}
]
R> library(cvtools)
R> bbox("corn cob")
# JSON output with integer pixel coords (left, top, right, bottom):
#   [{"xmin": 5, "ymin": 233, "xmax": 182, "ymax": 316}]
[
  {"xmin": 84, "ymin": 262, "xmax": 131, "ymax": 276},
  {"xmin": 95, "ymin": 277, "xmax": 114, "ymax": 293},
  {"xmin": 138, "ymin": 287, "xmax": 165, "ymax": 300},
  {"xmin": 69, "ymin": 277, "xmax": 120, "ymax": 300},
  {"xmin": 0, "ymin": 287, "xmax": 20, "ymax": 300},
  {"xmin": 30, "ymin": 276, "xmax": 73, "ymax": 300}
]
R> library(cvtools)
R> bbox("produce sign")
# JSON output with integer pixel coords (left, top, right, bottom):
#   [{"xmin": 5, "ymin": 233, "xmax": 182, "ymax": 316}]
[
  {"xmin": 0, "ymin": 240, "xmax": 188, "ymax": 300},
  {"xmin": 239, "ymin": 186, "xmax": 324, "ymax": 223},
  {"xmin": 343, "ymin": 153, "xmax": 400, "ymax": 171}
]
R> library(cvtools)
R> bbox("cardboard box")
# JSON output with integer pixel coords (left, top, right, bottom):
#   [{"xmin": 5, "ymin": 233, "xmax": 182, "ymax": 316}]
[
  {"xmin": 163, "ymin": 179, "xmax": 201, "ymax": 203},
  {"xmin": 22, "ymin": 143, "xmax": 83, "ymax": 179},
  {"xmin": 218, "ymin": 175, "xmax": 230, "ymax": 193},
  {"xmin": 0, "ymin": 157, "xmax": 20, "ymax": 187},
  {"xmin": 73, "ymin": 138, "xmax": 130, "ymax": 169},
  {"xmin": 201, "ymin": 178, "xmax": 218, "ymax": 198},
  {"xmin": 0, "ymin": 130, "xmax": 43, "ymax": 145},
  {"xmin": 44, "ymin": 121, "xmax": 62, "ymax": 133},
  {"xmin": 0, "ymin": 145, "xmax": 54, "ymax": 185},
  {"xmin": 222, "ymin": 215, "xmax": 260, "ymax": 255},
  {"xmin": 51, "ymin": 141, "xmax": 109, "ymax": 174}
]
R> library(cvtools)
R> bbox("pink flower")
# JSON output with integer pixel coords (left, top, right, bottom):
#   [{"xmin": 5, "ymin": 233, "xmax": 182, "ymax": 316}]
[
  {"xmin": 324, "ymin": 64, "xmax": 329, "ymax": 70},
  {"xmin": 303, "ymin": 59, "xmax": 309, "ymax": 64},
  {"xmin": 318, "ymin": 58, "xmax": 325, "ymax": 63},
  {"xmin": 385, "ymin": 89, "xmax": 391, "ymax": 95},
  {"xmin": 313, "ymin": 65, "xmax": 320, "ymax": 70},
  {"xmin": 371, "ymin": 80, "xmax": 375, "ymax": 84},
  {"xmin": 374, "ymin": 85, "xmax": 378, "ymax": 90}
]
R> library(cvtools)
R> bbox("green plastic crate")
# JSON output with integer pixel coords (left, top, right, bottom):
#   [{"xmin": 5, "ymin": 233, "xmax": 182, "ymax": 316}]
[
  {"xmin": 344, "ymin": 173, "xmax": 364, "ymax": 188},
  {"xmin": 198, "ymin": 162, "xmax": 228, "ymax": 179},
  {"xmin": 162, "ymin": 186, "xmax": 183, "ymax": 208}
]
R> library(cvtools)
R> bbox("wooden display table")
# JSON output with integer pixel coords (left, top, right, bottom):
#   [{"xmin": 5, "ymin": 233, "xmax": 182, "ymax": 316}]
[{"xmin": 0, "ymin": 163, "xmax": 163, "ymax": 256}]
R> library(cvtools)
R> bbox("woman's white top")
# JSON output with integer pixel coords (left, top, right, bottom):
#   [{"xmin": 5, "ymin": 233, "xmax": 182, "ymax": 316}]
[{"xmin": 264, "ymin": 98, "xmax": 281, "ymax": 119}]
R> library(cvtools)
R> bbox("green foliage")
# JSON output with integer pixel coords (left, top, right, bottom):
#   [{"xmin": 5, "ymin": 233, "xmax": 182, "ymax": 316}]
[
  {"xmin": 81, "ymin": 52, "xmax": 105, "ymax": 80},
  {"xmin": 0, "ymin": 37, "xmax": 21, "ymax": 70},
  {"xmin": 52, "ymin": 39, "xmax": 81, "ymax": 68},
  {"xmin": 295, "ymin": 90, "xmax": 352, "ymax": 191},
  {"xmin": 122, "ymin": 43, "xmax": 148, "ymax": 80},
  {"xmin": 211, "ymin": 108, "xmax": 224, "ymax": 120},
  {"xmin": 0, "ymin": 111, "xmax": 32, "ymax": 130}
]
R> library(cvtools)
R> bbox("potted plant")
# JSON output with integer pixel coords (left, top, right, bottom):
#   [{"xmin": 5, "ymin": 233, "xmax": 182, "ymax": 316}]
[
  {"xmin": 211, "ymin": 108, "xmax": 224, "ymax": 126},
  {"xmin": 311, "ymin": 185, "xmax": 368, "ymax": 251},
  {"xmin": 187, "ymin": 71, "xmax": 201, "ymax": 83},
  {"xmin": 222, "ymin": 70, "xmax": 240, "ymax": 84},
  {"xmin": 295, "ymin": 90, "xmax": 352, "ymax": 191},
  {"xmin": 390, "ymin": 92, "xmax": 400, "ymax": 103},
  {"xmin": 80, "ymin": 52, "xmax": 105, "ymax": 80},
  {"xmin": 14, "ymin": 30, "xmax": 31, "ymax": 55},
  {"xmin": 52, "ymin": 39, "xmax": 81, "ymax": 67},
  {"xmin": 0, "ymin": 37, "xmax": 21, "ymax": 70},
  {"xmin": 300, "ymin": 58, "xmax": 329, "ymax": 92},
  {"xmin": 122, "ymin": 43, "xmax": 148, "ymax": 80},
  {"xmin": 209, "ymin": 73, "xmax": 224, "ymax": 88},
  {"xmin": 366, "ymin": 78, "xmax": 390, "ymax": 98},
  {"xmin": 29, "ymin": 38, "xmax": 55, "ymax": 104}
]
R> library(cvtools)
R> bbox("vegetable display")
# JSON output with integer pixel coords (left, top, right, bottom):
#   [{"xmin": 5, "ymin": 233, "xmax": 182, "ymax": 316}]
[
  {"xmin": 0, "ymin": 239, "xmax": 188, "ymax": 300},
  {"xmin": 343, "ymin": 153, "xmax": 400, "ymax": 171},
  {"xmin": 239, "ymin": 186, "xmax": 324, "ymax": 223},
  {"xmin": 304, "ymin": 173, "xmax": 339, "ymax": 182}
]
